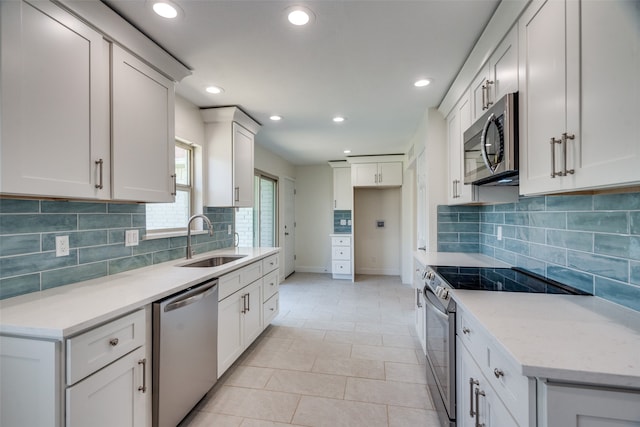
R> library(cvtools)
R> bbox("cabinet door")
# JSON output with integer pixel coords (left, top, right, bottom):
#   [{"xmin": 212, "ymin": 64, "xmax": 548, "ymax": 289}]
[
  {"xmin": 540, "ymin": 382, "xmax": 640, "ymax": 427},
  {"xmin": 0, "ymin": 0, "xmax": 109, "ymax": 199},
  {"xmin": 448, "ymin": 93, "xmax": 474, "ymax": 205},
  {"xmin": 232, "ymin": 122, "xmax": 254, "ymax": 207},
  {"xmin": 333, "ymin": 167, "xmax": 353, "ymax": 210},
  {"xmin": 1, "ymin": 336, "xmax": 60, "ymax": 427},
  {"xmin": 217, "ymin": 292, "xmax": 244, "ymax": 377},
  {"xmin": 518, "ymin": 0, "xmax": 568, "ymax": 195},
  {"xmin": 66, "ymin": 346, "xmax": 147, "ymax": 427},
  {"xmin": 470, "ymin": 64, "xmax": 491, "ymax": 123},
  {"xmin": 572, "ymin": 0, "xmax": 640, "ymax": 191},
  {"xmin": 243, "ymin": 280, "xmax": 264, "ymax": 344},
  {"xmin": 378, "ymin": 162, "xmax": 403, "ymax": 186},
  {"xmin": 491, "ymin": 25, "xmax": 518, "ymax": 103},
  {"xmin": 352, "ymin": 163, "xmax": 379, "ymax": 187},
  {"xmin": 112, "ymin": 45, "xmax": 175, "ymax": 202},
  {"xmin": 447, "ymin": 106, "xmax": 461, "ymax": 204}
]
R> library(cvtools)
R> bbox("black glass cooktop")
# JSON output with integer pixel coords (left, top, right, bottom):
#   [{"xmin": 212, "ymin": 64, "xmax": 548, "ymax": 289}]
[{"xmin": 431, "ymin": 266, "xmax": 591, "ymax": 295}]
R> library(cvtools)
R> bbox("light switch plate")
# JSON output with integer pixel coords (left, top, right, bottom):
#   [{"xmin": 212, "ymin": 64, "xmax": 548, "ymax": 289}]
[
  {"xmin": 340, "ymin": 219, "xmax": 346, "ymax": 225},
  {"xmin": 497, "ymin": 226, "xmax": 503, "ymax": 241},
  {"xmin": 125, "ymin": 229, "xmax": 139, "ymax": 247}
]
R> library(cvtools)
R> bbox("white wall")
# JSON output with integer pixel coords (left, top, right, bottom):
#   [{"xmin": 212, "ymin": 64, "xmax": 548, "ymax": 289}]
[
  {"xmin": 294, "ymin": 164, "xmax": 333, "ymax": 273},
  {"xmin": 354, "ymin": 187, "xmax": 402, "ymax": 276}
]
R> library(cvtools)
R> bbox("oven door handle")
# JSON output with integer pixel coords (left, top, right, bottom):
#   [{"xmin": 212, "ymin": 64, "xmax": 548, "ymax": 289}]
[{"xmin": 423, "ymin": 285, "xmax": 449, "ymax": 317}]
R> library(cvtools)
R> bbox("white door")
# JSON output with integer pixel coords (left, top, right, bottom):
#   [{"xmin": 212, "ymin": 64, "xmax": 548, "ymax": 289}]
[{"xmin": 282, "ymin": 177, "xmax": 296, "ymax": 279}]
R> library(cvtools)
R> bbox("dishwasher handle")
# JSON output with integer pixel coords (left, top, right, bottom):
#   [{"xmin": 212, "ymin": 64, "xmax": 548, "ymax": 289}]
[{"xmin": 164, "ymin": 281, "xmax": 218, "ymax": 313}]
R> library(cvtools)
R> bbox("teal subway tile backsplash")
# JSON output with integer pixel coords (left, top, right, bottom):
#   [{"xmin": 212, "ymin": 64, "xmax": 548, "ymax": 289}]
[
  {"xmin": 0, "ymin": 198, "xmax": 235, "ymax": 299},
  {"xmin": 438, "ymin": 191, "xmax": 640, "ymax": 312},
  {"xmin": 333, "ymin": 210, "xmax": 352, "ymax": 234}
]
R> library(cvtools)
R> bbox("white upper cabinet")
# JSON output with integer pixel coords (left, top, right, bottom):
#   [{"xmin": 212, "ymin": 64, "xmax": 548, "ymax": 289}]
[
  {"xmin": 519, "ymin": 0, "xmax": 640, "ymax": 195},
  {"xmin": 351, "ymin": 162, "xmax": 402, "ymax": 187},
  {"xmin": 471, "ymin": 25, "xmax": 519, "ymax": 122},
  {"xmin": 0, "ymin": 0, "xmax": 187, "ymax": 203},
  {"xmin": 0, "ymin": 0, "xmax": 110, "ymax": 199},
  {"xmin": 332, "ymin": 166, "xmax": 353, "ymax": 210},
  {"xmin": 111, "ymin": 45, "xmax": 175, "ymax": 202},
  {"xmin": 447, "ymin": 92, "xmax": 474, "ymax": 204},
  {"xmin": 202, "ymin": 107, "xmax": 260, "ymax": 207}
]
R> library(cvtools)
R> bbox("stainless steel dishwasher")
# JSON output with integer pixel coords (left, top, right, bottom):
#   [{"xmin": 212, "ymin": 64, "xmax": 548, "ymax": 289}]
[{"xmin": 152, "ymin": 278, "xmax": 218, "ymax": 427}]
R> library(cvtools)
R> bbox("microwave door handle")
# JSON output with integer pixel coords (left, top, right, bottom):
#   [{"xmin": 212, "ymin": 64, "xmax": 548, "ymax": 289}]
[{"xmin": 480, "ymin": 113, "xmax": 496, "ymax": 173}]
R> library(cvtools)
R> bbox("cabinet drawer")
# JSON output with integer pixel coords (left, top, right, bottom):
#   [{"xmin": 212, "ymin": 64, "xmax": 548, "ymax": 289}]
[
  {"xmin": 262, "ymin": 253, "xmax": 279, "ymax": 274},
  {"xmin": 332, "ymin": 246, "xmax": 350, "ymax": 260},
  {"xmin": 332, "ymin": 261, "xmax": 352, "ymax": 275},
  {"xmin": 262, "ymin": 269, "xmax": 279, "ymax": 302},
  {"xmin": 66, "ymin": 309, "xmax": 145, "ymax": 385},
  {"xmin": 331, "ymin": 236, "xmax": 351, "ymax": 246},
  {"xmin": 219, "ymin": 261, "xmax": 262, "ymax": 301},
  {"xmin": 263, "ymin": 293, "xmax": 279, "ymax": 325},
  {"xmin": 458, "ymin": 309, "xmax": 489, "ymax": 365}
]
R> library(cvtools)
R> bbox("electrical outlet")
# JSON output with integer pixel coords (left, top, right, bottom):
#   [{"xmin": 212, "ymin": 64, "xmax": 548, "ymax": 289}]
[
  {"xmin": 55, "ymin": 235, "xmax": 69, "ymax": 257},
  {"xmin": 228, "ymin": 225, "xmax": 232, "ymax": 235},
  {"xmin": 340, "ymin": 219, "xmax": 346, "ymax": 225},
  {"xmin": 497, "ymin": 226, "xmax": 503, "ymax": 241},
  {"xmin": 125, "ymin": 229, "xmax": 139, "ymax": 247}
]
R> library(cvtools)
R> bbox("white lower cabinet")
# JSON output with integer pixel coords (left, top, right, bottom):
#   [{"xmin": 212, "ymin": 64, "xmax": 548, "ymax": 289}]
[
  {"xmin": 331, "ymin": 235, "xmax": 353, "ymax": 280},
  {"xmin": 66, "ymin": 346, "xmax": 147, "ymax": 427},
  {"xmin": 538, "ymin": 381, "xmax": 640, "ymax": 427},
  {"xmin": 457, "ymin": 337, "xmax": 518, "ymax": 427},
  {"xmin": 217, "ymin": 253, "xmax": 280, "ymax": 377}
]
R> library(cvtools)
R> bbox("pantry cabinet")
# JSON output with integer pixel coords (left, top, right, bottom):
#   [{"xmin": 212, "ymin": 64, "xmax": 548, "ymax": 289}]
[
  {"xmin": 0, "ymin": 0, "xmax": 110, "ymax": 200},
  {"xmin": 111, "ymin": 45, "xmax": 175, "ymax": 203},
  {"xmin": 352, "ymin": 162, "xmax": 402, "ymax": 187},
  {"xmin": 447, "ymin": 92, "xmax": 473, "ymax": 204},
  {"xmin": 202, "ymin": 107, "xmax": 261, "ymax": 207},
  {"xmin": 0, "ymin": 0, "xmax": 182, "ymax": 203},
  {"xmin": 519, "ymin": 0, "xmax": 640, "ymax": 195}
]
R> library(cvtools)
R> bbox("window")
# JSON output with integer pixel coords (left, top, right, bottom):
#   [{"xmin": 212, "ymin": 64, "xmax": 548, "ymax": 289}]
[
  {"xmin": 235, "ymin": 172, "xmax": 277, "ymax": 246},
  {"xmin": 146, "ymin": 142, "xmax": 193, "ymax": 232}
]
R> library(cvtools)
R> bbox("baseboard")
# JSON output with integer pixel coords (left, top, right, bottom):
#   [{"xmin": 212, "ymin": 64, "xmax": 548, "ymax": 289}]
[
  {"xmin": 355, "ymin": 268, "xmax": 401, "ymax": 276},
  {"xmin": 295, "ymin": 266, "xmax": 330, "ymax": 274}
]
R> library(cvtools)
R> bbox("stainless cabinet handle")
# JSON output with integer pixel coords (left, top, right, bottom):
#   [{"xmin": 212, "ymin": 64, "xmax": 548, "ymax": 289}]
[
  {"xmin": 138, "ymin": 358, "xmax": 147, "ymax": 393},
  {"xmin": 109, "ymin": 338, "xmax": 119, "ymax": 346},
  {"xmin": 234, "ymin": 186, "xmax": 240, "ymax": 202},
  {"xmin": 334, "ymin": 200, "xmax": 337, "ymax": 208},
  {"xmin": 374, "ymin": 173, "xmax": 378, "ymax": 184},
  {"xmin": 481, "ymin": 83, "xmax": 487, "ymax": 110},
  {"xmin": 494, "ymin": 368, "xmax": 504, "ymax": 378},
  {"xmin": 171, "ymin": 174, "xmax": 177, "ymax": 196},
  {"xmin": 475, "ymin": 388, "xmax": 486, "ymax": 427},
  {"xmin": 247, "ymin": 292, "xmax": 250, "ymax": 312},
  {"xmin": 562, "ymin": 133, "xmax": 575, "ymax": 176},
  {"xmin": 95, "ymin": 159, "xmax": 104, "ymax": 189},
  {"xmin": 485, "ymin": 80, "xmax": 494, "ymax": 109},
  {"xmin": 416, "ymin": 288, "xmax": 422, "ymax": 308},
  {"xmin": 379, "ymin": 173, "xmax": 382, "ymax": 183},
  {"xmin": 469, "ymin": 378, "xmax": 479, "ymax": 417},
  {"xmin": 550, "ymin": 137, "xmax": 562, "ymax": 178},
  {"xmin": 462, "ymin": 327, "xmax": 470, "ymax": 334}
]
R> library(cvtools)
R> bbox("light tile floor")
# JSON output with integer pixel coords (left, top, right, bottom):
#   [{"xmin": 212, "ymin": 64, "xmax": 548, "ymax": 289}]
[{"xmin": 181, "ymin": 273, "xmax": 441, "ymax": 427}]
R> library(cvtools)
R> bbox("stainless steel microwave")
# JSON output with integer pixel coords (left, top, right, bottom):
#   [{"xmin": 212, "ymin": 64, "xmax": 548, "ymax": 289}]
[{"xmin": 463, "ymin": 92, "xmax": 518, "ymax": 185}]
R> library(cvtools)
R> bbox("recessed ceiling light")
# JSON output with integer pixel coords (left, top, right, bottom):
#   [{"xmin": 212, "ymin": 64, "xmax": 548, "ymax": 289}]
[
  {"xmin": 270, "ymin": 115, "xmax": 282, "ymax": 121},
  {"xmin": 333, "ymin": 116, "xmax": 346, "ymax": 123},
  {"xmin": 414, "ymin": 79, "xmax": 431, "ymax": 87},
  {"xmin": 205, "ymin": 86, "xmax": 224, "ymax": 94},
  {"xmin": 152, "ymin": 1, "xmax": 179, "ymax": 19},
  {"xmin": 344, "ymin": 149, "xmax": 351, "ymax": 154},
  {"xmin": 288, "ymin": 9, "xmax": 310, "ymax": 25}
]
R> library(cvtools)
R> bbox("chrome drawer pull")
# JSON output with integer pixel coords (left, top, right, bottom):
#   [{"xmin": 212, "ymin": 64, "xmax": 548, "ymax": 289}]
[
  {"xmin": 475, "ymin": 388, "xmax": 486, "ymax": 427},
  {"xmin": 469, "ymin": 377, "xmax": 479, "ymax": 417},
  {"xmin": 109, "ymin": 338, "xmax": 119, "ymax": 346},
  {"xmin": 138, "ymin": 358, "xmax": 147, "ymax": 393},
  {"xmin": 462, "ymin": 327, "xmax": 470, "ymax": 334},
  {"xmin": 494, "ymin": 368, "xmax": 504, "ymax": 378},
  {"xmin": 95, "ymin": 159, "xmax": 104, "ymax": 189}
]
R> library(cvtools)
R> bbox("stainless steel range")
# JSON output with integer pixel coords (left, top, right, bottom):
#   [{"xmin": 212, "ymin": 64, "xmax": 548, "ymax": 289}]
[{"xmin": 421, "ymin": 265, "xmax": 590, "ymax": 427}]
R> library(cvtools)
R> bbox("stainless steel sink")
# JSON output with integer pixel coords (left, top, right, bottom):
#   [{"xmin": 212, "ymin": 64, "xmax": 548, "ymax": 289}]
[{"xmin": 180, "ymin": 255, "xmax": 246, "ymax": 268}]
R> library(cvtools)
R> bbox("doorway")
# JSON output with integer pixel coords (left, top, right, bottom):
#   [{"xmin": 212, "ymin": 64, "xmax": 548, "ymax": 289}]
[
  {"xmin": 235, "ymin": 173, "xmax": 277, "ymax": 247},
  {"xmin": 282, "ymin": 177, "xmax": 295, "ymax": 278}
]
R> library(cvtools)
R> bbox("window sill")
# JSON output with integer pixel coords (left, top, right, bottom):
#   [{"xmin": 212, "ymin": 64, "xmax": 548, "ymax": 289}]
[{"xmin": 143, "ymin": 230, "xmax": 209, "ymax": 241}]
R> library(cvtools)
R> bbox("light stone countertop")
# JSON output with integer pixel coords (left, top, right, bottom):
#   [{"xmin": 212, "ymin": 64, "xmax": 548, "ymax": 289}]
[
  {"xmin": 453, "ymin": 290, "xmax": 640, "ymax": 389},
  {"xmin": 0, "ymin": 247, "xmax": 279, "ymax": 340}
]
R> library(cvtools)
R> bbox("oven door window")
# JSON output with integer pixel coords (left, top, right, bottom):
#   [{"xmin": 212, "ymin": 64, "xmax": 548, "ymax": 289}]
[
  {"xmin": 480, "ymin": 113, "xmax": 505, "ymax": 173},
  {"xmin": 424, "ymin": 288, "xmax": 451, "ymax": 410}
]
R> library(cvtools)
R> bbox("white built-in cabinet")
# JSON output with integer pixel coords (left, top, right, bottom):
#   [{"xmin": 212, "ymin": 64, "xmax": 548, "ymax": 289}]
[
  {"xmin": 111, "ymin": 45, "xmax": 175, "ymax": 203},
  {"xmin": 330, "ymin": 235, "xmax": 353, "ymax": 281},
  {"xmin": 0, "ymin": 308, "xmax": 150, "ymax": 427},
  {"xmin": 538, "ymin": 381, "xmax": 640, "ymax": 426},
  {"xmin": 0, "ymin": 0, "xmax": 110, "ymax": 200},
  {"xmin": 332, "ymin": 166, "xmax": 353, "ymax": 210},
  {"xmin": 351, "ymin": 162, "xmax": 403, "ymax": 187},
  {"xmin": 217, "ymin": 253, "xmax": 279, "ymax": 377},
  {"xmin": 519, "ymin": 0, "xmax": 640, "ymax": 195},
  {"xmin": 202, "ymin": 107, "xmax": 261, "ymax": 207},
  {"xmin": 413, "ymin": 261, "xmax": 426, "ymax": 354},
  {"xmin": 0, "ymin": 0, "xmax": 180, "ymax": 203},
  {"xmin": 471, "ymin": 25, "xmax": 519, "ymax": 122}
]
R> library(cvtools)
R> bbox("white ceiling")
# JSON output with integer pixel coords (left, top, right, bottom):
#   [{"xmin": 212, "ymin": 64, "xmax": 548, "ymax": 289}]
[{"xmin": 104, "ymin": 0, "xmax": 500, "ymax": 165}]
